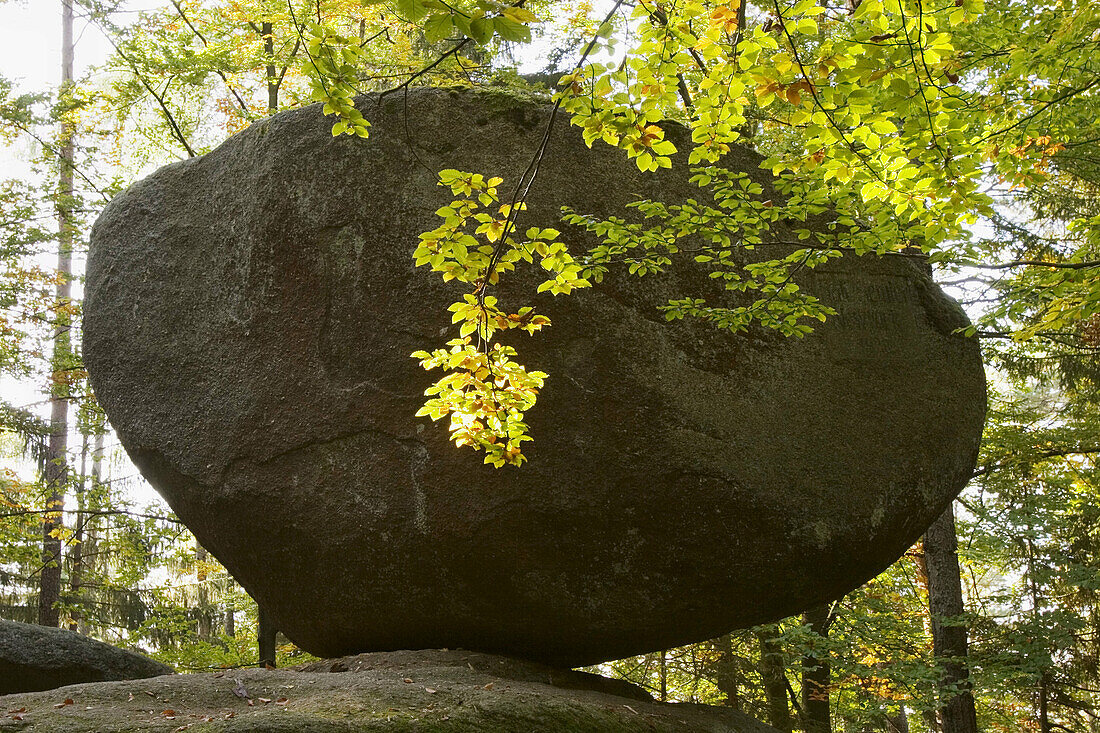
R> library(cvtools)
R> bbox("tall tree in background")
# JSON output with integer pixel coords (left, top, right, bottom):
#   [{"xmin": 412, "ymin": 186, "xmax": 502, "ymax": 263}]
[
  {"xmin": 4, "ymin": 1, "xmax": 1100, "ymax": 725},
  {"xmin": 800, "ymin": 604, "xmax": 833, "ymax": 733},
  {"xmin": 755, "ymin": 626, "xmax": 793, "ymax": 732},
  {"xmin": 37, "ymin": 0, "xmax": 76, "ymax": 629},
  {"xmin": 923, "ymin": 508, "xmax": 977, "ymax": 733}
]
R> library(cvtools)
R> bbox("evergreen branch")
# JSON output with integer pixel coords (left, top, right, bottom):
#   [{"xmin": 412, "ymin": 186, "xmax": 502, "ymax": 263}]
[
  {"xmin": 964, "ymin": 259, "xmax": 1100, "ymax": 270},
  {"xmin": 0, "ymin": 508, "xmax": 183, "ymax": 524},
  {"xmin": 970, "ymin": 446, "xmax": 1100, "ymax": 480}
]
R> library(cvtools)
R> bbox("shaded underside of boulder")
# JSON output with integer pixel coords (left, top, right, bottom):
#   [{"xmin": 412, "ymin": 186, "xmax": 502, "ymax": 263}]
[
  {"xmin": 0, "ymin": 619, "xmax": 173, "ymax": 695},
  {"xmin": 84, "ymin": 86, "xmax": 986, "ymax": 667},
  {"xmin": 0, "ymin": 649, "xmax": 778, "ymax": 732}
]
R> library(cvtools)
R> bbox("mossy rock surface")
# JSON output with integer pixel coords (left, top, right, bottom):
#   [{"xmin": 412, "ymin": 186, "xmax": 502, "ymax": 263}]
[
  {"xmin": 0, "ymin": 649, "xmax": 777, "ymax": 732},
  {"xmin": 0, "ymin": 620, "xmax": 174, "ymax": 695}
]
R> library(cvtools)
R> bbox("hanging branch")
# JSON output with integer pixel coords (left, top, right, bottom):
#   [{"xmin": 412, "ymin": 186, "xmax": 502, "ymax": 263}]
[
  {"xmin": 77, "ymin": 1, "xmax": 198, "ymax": 157},
  {"xmin": 168, "ymin": 0, "xmax": 254, "ymax": 117}
]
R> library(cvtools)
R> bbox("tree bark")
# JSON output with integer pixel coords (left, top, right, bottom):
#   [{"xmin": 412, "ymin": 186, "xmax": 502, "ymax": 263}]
[
  {"xmin": 68, "ymin": 434, "xmax": 88, "ymax": 631},
  {"xmin": 39, "ymin": 0, "xmax": 76, "ymax": 628},
  {"xmin": 258, "ymin": 605, "xmax": 277, "ymax": 667},
  {"xmin": 225, "ymin": 578, "xmax": 235, "ymax": 637},
  {"xmin": 924, "ymin": 505, "xmax": 978, "ymax": 733},
  {"xmin": 262, "ymin": 21, "xmax": 277, "ymax": 113},
  {"xmin": 1037, "ymin": 672, "xmax": 1050, "ymax": 733},
  {"xmin": 912, "ymin": 546, "xmax": 943, "ymax": 733},
  {"xmin": 658, "ymin": 649, "xmax": 668, "ymax": 702},
  {"xmin": 886, "ymin": 706, "xmax": 910, "ymax": 733},
  {"xmin": 76, "ymin": 433, "xmax": 104, "ymax": 635},
  {"xmin": 755, "ymin": 626, "xmax": 793, "ymax": 732},
  {"xmin": 801, "ymin": 603, "xmax": 832, "ymax": 733},
  {"xmin": 195, "ymin": 544, "xmax": 211, "ymax": 639},
  {"xmin": 711, "ymin": 634, "xmax": 743, "ymax": 711}
]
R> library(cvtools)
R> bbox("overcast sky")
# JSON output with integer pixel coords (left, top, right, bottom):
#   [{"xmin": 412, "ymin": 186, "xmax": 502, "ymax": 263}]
[
  {"xmin": 0, "ymin": 2, "xmax": 168, "ymax": 499},
  {"xmin": 0, "ymin": 1, "xmax": 168, "ymax": 94}
]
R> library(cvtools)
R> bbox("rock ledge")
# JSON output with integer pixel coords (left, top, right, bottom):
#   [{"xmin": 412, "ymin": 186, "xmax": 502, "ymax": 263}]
[
  {"xmin": 0, "ymin": 649, "xmax": 777, "ymax": 732},
  {"xmin": 0, "ymin": 619, "xmax": 173, "ymax": 695}
]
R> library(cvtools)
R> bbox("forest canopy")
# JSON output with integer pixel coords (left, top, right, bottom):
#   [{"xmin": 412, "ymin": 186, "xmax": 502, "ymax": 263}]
[{"xmin": 2, "ymin": 0, "xmax": 1100, "ymax": 731}]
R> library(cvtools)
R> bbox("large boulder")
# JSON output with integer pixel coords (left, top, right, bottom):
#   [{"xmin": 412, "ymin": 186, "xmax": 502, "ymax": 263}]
[
  {"xmin": 84, "ymin": 87, "xmax": 986, "ymax": 667},
  {"xmin": 0, "ymin": 649, "xmax": 778, "ymax": 732},
  {"xmin": 0, "ymin": 619, "xmax": 173, "ymax": 694}
]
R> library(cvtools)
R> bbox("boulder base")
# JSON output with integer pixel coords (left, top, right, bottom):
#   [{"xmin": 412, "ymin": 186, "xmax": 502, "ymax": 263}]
[
  {"xmin": 0, "ymin": 620, "xmax": 173, "ymax": 694},
  {"xmin": 84, "ymin": 87, "xmax": 986, "ymax": 666},
  {"xmin": 0, "ymin": 649, "xmax": 778, "ymax": 732}
]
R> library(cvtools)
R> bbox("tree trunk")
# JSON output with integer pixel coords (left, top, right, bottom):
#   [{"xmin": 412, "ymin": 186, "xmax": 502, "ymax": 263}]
[
  {"xmin": 76, "ymin": 433, "xmax": 104, "ymax": 635},
  {"xmin": 195, "ymin": 544, "xmax": 211, "ymax": 639},
  {"xmin": 68, "ymin": 434, "xmax": 88, "ymax": 631},
  {"xmin": 225, "ymin": 578, "xmax": 235, "ymax": 637},
  {"xmin": 711, "ymin": 634, "xmax": 742, "ymax": 711},
  {"xmin": 886, "ymin": 706, "xmax": 909, "ymax": 733},
  {"xmin": 258, "ymin": 605, "xmax": 277, "ymax": 667},
  {"xmin": 756, "ymin": 626, "xmax": 793, "ymax": 732},
  {"xmin": 912, "ymin": 546, "xmax": 943, "ymax": 733},
  {"xmin": 924, "ymin": 505, "xmax": 978, "ymax": 733},
  {"xmin": 801, "ymin": 603, "xmax": 832, "ymax": 733},
  {"xmin": 39, "ymin": 0, "xmax": 76, "ymax": 628},
  {"xmin": 658, "ymin": 649, "xmax": 668, "ymax": 702},
  {"xmin": 1037, "ymin": 672, "xmax": 1050, "ymax": 733},
  {"xmin": 263, "ymin": 21, "xmax": 277, "ymax": 113}
]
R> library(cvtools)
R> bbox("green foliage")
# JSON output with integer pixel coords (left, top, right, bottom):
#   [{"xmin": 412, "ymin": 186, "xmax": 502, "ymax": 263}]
[
  {"xmin": 565, "ymin": 166, "xmax": 843, "ymax": 336},
  {"xmin": 389, "ymin": 0, "xmax": 1009, "ymax": 463},
  {"xmin": 410, "ymin": 170, "xmax": 575, "ymax": 465},
  {"xmin": 5, "ymin": 1, "xmax": 1100, "ymax": 727}
]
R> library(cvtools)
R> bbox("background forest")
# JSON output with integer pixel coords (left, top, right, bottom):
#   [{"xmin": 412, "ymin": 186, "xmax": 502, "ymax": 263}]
[{"xmin": 2, "ymin": 0, "xmax": 1100, "ymax": 731}]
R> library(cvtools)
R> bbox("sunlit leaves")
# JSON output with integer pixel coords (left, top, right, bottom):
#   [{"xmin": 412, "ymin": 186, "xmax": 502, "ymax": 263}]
[
  {"xmin": 413, "ymin": 339, "xmax": 545, "ymax": 467},
  {"xmin": 412, "ymin": 170, "xmax": 583, "ymax": 466},
  {"xmin": 305, "ymin": 23, "xmax": 372, "ymax": 137},
  {"xmin": 549, "ymin": 0, "xmax": 992, "ymax": 257},
  {"xmin": 309, "ymin": 0, "xmax": 545, "ymax": 135}
]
